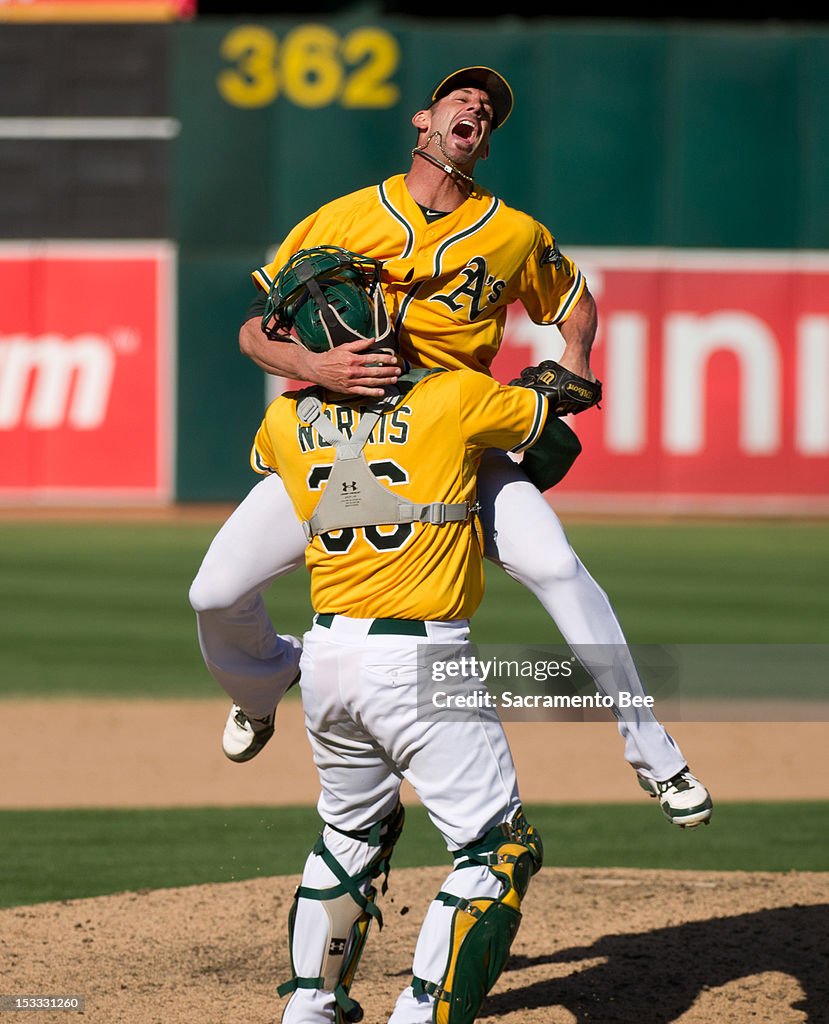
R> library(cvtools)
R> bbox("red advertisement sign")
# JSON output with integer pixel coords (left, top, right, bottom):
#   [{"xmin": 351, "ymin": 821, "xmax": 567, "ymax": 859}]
[
  {"xmin": 492, "ymin": 249, "xmax": 829, "ymax": 514},
  {"xmin": 0, "ymin": 242, "xmax": 175, "ymax": 502},
  {"xmin": 0, "ymin": 0, "xmax": 195, "ymax": 20}
]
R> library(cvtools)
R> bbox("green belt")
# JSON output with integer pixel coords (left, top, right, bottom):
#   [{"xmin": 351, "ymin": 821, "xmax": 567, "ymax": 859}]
[{"xmin": 315, "ymin": 613, "xmax": 428, "ymax": 637}]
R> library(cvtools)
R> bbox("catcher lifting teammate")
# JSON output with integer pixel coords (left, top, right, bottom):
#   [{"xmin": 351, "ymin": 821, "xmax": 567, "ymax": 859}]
[
  {"xmin": 250, "ymin": 245, "xmax": 564, "ymax": 1024},
  {"xmin": 189, "ymin": 66, "xmax": 713, "ymax": 830}
]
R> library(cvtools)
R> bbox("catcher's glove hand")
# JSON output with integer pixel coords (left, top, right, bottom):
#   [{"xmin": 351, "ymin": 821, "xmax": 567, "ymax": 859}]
[{"xmin": 511, "ymin": 360, "xmax": 602, "ymax": 416}]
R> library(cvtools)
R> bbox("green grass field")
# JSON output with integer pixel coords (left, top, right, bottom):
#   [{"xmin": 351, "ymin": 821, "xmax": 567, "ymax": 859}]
[
  {"xmin": 1, "ymin": 517, "xmax": 827, "ymax": 697},
  {"xmin": 1, "ymin": 517, "xmax": 827, "ymax": 906},
  {"xmin": 3, "ymin": 802, "xmax": 827, "ymax": 908}
]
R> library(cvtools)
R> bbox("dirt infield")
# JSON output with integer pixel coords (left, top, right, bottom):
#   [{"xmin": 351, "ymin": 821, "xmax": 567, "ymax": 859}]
[
  {"xmin": 5, "ymin": 866, "xmax": 827, "ymax": 1024},
  {"xmin": 3, "ymin": 697, "xmax": 828, "ymax": 809},
  {"xmin": 4, "ymin": 697, "xmax": 829, "ymax": 1022}
]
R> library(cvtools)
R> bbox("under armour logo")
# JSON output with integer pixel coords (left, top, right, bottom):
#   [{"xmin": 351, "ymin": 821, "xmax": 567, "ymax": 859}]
[
  {"xmin": 329, "ymin": 938, "xmax": 347, "ymax": 956},
  {"xmin": 342, "ymin": 481, "xmax": 358, "ymax": 492}
]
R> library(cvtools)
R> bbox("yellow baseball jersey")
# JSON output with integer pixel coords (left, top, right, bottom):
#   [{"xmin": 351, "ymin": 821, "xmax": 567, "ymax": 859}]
[
  {"xmin": 251, "ymin": 370, "xmax": 547, "ymax": 621},
  {"xmin": 253, "ymin": 174, "xmax": 585, "ymax": 375}
]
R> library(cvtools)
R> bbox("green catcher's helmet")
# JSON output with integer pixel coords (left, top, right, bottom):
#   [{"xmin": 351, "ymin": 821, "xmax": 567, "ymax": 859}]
[{"xmin": 263, "ymin": 246, "xmax": 393, "ymax": 354}]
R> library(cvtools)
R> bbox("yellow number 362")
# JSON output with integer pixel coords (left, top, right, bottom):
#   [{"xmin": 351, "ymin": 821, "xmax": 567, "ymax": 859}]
[{"xmin": 218, "ymin": 24, "xmax": 401, "ymax": 110}]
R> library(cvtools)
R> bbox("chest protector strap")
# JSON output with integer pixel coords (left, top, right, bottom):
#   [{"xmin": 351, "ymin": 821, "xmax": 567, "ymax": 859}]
[{"xmin": 296, "ymin": 389, "xmax": 475, "ymax": 542}]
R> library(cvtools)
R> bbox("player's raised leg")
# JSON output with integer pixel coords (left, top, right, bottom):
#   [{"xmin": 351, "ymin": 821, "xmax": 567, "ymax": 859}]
[
  {"xmin": 476, "ymin": 450, "xmax": 712, "ymax": 828},
  {"xmin": 188, "ymin": 472, "xmax": 306, "ymax": 760}
]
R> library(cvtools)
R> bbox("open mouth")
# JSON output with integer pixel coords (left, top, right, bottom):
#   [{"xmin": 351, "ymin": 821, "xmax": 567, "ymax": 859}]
[{"xmin": 452, "ymin": 119, "xmax": 477, "ymax": 142}]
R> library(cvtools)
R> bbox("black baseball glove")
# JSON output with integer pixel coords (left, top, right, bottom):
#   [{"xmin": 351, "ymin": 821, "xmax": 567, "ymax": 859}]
[{"xmin": 510, "ymin": 360, "xmax": 602, "ymax": 416}]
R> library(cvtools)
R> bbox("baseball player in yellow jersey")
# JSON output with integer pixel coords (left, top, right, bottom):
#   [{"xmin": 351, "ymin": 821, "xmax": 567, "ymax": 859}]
[
  {"xmin": 252, "ymin": 367, "xmax": 548, "ymax": 622},
  {"xmin": 250, "ymin": 173, "xmax": 585, "ymax": 379},
  {"xmin": 252, "ymin": 344, "xmax": 549, "ymax": 1024},
  {"xmin": 189, "ymin": 66, "xmax": 712, "ymax": 829}
]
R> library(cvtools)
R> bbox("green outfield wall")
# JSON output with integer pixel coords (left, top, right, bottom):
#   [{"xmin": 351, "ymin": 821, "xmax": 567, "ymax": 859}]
[
  {"xmin": 171, "ymin": 17, "xmax": 829, "ymax": 501},
  {"xmin": 173, "ymin": 17, "xmax": 829, "ymax": 251},
  {"xmin": 1, "ymin": 18, "xmax": 826, "ymax": 503}
]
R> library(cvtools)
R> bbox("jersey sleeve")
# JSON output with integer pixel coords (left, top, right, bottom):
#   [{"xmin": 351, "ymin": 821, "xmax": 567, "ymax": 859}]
[
  {"xmin": 251, "ymin": 186, "xmax": 374, "ymax": 295},
  {"xmin": 251, "ymin": 209, "xmax": 324, "ymax": 294},
  {"xmin": 455, "ymin": 370, "xmax": 548, "ymax": 454},
  {"xmin": 517, "ymin": 222, "xmax": 587, "ymax": 326}
]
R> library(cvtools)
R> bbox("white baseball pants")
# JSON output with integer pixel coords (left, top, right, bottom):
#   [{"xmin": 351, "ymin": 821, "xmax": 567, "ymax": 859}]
[
  {"xmin": 281, "ymin": 615, "xmax": 521, "ymax": 1024},
  {"xmin": 188, "ymin": 453, "xmax": 686, "ymax": 782}
]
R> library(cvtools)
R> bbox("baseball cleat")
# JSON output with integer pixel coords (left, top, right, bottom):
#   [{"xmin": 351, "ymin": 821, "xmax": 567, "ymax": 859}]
[
  {"xmin": 638, "ymin": 767, "xmax": 713, "ymax": 828},
  {"xmin": 222, "ymin": 704, "xmax": 276, "ymax": 763},
  {"xmin": 221, "ymin": 672, "xmax": 300, "ymax": 763}
]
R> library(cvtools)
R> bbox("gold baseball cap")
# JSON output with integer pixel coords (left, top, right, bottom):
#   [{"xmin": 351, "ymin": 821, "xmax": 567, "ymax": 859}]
[{"xmin": 430, "ymin": 66, "xmax": 514, "ymax": 130}]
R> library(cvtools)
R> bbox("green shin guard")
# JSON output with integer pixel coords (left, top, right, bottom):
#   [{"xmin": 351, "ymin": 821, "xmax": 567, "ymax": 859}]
[{"xmin": 412, "ymin": 808, "xmax": 543, "ymax": 1024}]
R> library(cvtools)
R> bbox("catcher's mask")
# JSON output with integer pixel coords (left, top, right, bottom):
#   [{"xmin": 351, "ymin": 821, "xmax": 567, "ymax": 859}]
[{"xmin": 263, "ymin": 245, "xmax": 395, "ymax": 355}]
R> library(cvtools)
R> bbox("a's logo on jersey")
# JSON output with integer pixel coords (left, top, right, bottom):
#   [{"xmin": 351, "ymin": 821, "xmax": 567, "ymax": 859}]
[
  {"xmin": 541, "ymin": 242, "xmax": 563, "ymax": 270},
  {"xmin": 432, "ymin": 257, "xmax": 506, "ymax": 320}
]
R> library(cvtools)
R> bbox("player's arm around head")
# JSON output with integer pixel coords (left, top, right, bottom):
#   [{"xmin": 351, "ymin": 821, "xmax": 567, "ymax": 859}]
[
  {"xmin": 239, "ymin": 312, "xmax": 401, "ymax": 398},
  {"xmin": 240, "ymin": 207, "xmax": 404, "ymax": 397}
]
